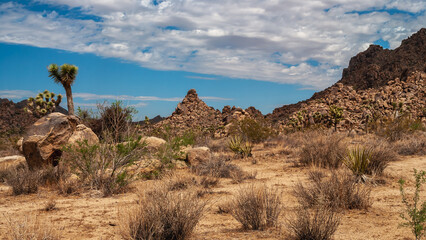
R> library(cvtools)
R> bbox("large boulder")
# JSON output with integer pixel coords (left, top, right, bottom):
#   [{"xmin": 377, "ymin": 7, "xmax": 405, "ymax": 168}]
[
  {"xmin": 22, "ymin": 113, "xmax": 99, "ymax": 169},
  {"xmin": 141, "ymin": 136, "xmax": 166, "ymax": 150}
]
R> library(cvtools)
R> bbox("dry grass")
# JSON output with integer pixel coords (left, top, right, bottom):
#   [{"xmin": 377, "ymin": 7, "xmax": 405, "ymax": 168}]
[
  {"xmin": 293, "ymin": 171, "xmax": 372, "ymax": 210},
  {"xmin": 287, "ymin": 207, "xmax": 340, "ymax": 240},
  {"xmin": 119, "ymin": 181, "xmax": 206, "ymax": 240},
  {"xmin": 3, "ymin": 214, "xmax": 59, "ymax": 240},
  {"xmin": 192, "ymin": 157, "xmax": 244, "ymax": 178},
  {"xmin": 43, "ymin": 198, "xmax": 57, "ymax": 212},
  {"xmin": 4, "ymin": 164, "xmax": 40, "ymax": 195},
  {"xmin": 368, "ymin": 142, "xmax": 398, "ymax": 175},
  {"xmin": 230, "ymin": 185, "xmax": 282, "ymax": 230},
  {"xmin": 298, "ymin": 132, "xmax": 347, "ymax": 169},
  {"xmin": 392, "ymin": 132, "xmax": 426, "ymax": 156}
]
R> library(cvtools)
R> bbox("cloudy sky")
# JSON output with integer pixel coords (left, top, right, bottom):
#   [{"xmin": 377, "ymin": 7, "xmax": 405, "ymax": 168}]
[{"xmin": 0, "ymin": 0, "xmax": 424, "ymax": 119}]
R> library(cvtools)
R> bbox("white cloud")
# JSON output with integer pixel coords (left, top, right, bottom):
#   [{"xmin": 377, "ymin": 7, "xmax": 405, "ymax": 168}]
[
  {"xmin": 0, "ymin": 0, "xmax": 424, "ymax": 89},
  {"xmin": 0, "ymin": 90, "xmax": 35, "ymax": 99}
]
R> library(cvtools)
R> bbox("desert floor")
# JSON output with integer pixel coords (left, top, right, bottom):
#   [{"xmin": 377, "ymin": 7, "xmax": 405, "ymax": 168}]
[{"xmin": 0, "ymin": 143, "xmax": 425, "ymax": 240}]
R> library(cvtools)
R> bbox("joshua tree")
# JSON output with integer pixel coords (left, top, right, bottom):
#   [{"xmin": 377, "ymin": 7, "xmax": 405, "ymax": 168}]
[
  {"xmin": 329, "ymin": 105, "xmax": 344, "ymax": 132},
  {"xmin": 48, "ymin": 64, "xmax": 78, "ymax": 115}
]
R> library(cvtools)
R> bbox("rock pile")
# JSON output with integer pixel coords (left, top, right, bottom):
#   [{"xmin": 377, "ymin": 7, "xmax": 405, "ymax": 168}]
[{"xmin": 156, "ymin": 89, "xmax": 263, "ymax": 133}]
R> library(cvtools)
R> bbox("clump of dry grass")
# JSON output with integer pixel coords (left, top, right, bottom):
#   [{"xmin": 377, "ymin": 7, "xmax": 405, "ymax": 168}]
[
  {"xmin": 293, "ymin": 171, "xmax": 372, "ymax": 210},
  {"xmin": 287, "ymin": 207, "xmax": 340, "ymax": 240},
  {"xmin": 43, "ymin": 198, "xmax": 57, "ymax": 212},
  {"xmin": 4, "ymin": 164, "xmax": 40, "ymax": 195},
  {"xmin": 392, "ymin": 132, "xmax": 426, "ymax": 156},
  {"xmin": 192, "ymin": 157, "xmax": 255, "ymax": 183},
  {"xmin": 3, "ymin": 214, "xmax": 59, "ymax": 240},
  {"xmin": 298, "ymin": 132, "xmax": 347, "ymax": 169},
  {"xmin": 119, "ymin": 182, "xmax": 206, "ymax": 240},
  {"xmin": 230, "ymin": 185, "xmax": 282, "ymax": 230}
]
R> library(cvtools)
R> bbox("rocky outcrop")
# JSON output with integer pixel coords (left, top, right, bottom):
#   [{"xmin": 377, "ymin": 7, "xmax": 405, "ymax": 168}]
[
  {"xmin": 339, "ymin": 28, "xmax": 426, "ymax": 90},
  {"xmin": 156, "ymin": 89, "xmax": 263, "ymax": 133},
  {"xmin": 22, "ymin": 113, "xmax": 99, "ymax": 169},
  {"xmin": 0, "ymin": 99, "xmax": 37, "ymax": 133},
  {"xmin": 268, "ymin": 28, "xmax": 426, "ymax": 131},
  {"xmin": 0, "ymin": 98, "xmax": 68, "ymax": 134}
]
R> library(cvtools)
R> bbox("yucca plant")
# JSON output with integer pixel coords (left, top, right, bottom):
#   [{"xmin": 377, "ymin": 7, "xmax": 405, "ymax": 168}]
[
  {"xmin": 240, "ymin": 141, "xmax": 253, "ymax": 158},
  {"xmin": 228, "ymin": 136, "xmax": 252, "ymax": 158},
  {"xmin": 342, "ymin": 146, "xmax": 372, "ymax": 180},
  {"xmin": 228, "ymin": 136, "xmax": 242, "ymax": 154}
]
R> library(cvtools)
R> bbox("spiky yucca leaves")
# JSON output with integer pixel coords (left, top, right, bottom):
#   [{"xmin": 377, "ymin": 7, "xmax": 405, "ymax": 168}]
[
  {"xmin": 228, "ymin": 136, "xmax": 252, "ymax": 158},
  {"xmin": 26, "ymin": 90, "xmax": 62, "ymax": 117},
  {"xmin": 48, "ymin": 63, "xmax": 78, "ymax": 115},
  {"xmin": 343, "ymin": 147, "xmax": 372, "ymax": 180}
]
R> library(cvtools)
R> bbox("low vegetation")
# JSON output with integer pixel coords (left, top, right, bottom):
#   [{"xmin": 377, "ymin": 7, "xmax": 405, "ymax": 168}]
[
  {"xmin": 287, "ymin": 207, "xmax": 340, "ymax": 240},
  {"xmin": 230, "ymin": 185, "xmax": 282, "ymax": 230},
  {"xmin": 119, "ymin": 182, "xmax": 206, "ymax": 240},
  {"xmin": 298, "ymin": 132, "xmax": 347, "ymax": 169},
  {"xmin": 62, "ymin": 137, "xmax": 147, "ymax": 196},
  {"xmin": 4, "ymin": 214, "xmax": 59, "ymax": 240},
  {"xmin": 293, "ymin": 171, "xmax": 372, "ymax": 210},
  {"xmin": 399, "ymin": 169, "xmax": 426, "ymax": 240}
]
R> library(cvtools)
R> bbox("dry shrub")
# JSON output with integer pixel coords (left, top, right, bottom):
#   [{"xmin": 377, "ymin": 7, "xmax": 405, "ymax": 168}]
[
  {"xmin": 119, "ymin": 183, "xmax": 206, "ymax": 240},
  {"xmin": 192, "ymin": 157, "xmax": 242, "ymax": 178},
  {"xmin": 4, "ymin": 164, "xmax": 40, "ymax": 195},
  {"xmin": 43, "ymin": 198, "xmax": 57, "ymax": 212},
  {"xmin": 298, "ymin": 132, "xmax": 347, "ymax": 169},
  {"xmin": 287, "ymin": 207, "xmax": 340, "ymax": 240},
  {"xmin": 3, "ymin": 214, "xmax": 59, "ymax": 240},
  {"xmin": 293, "ymin": 171, "xmax": 372, "ymax": 210},
  {"xmin": 368, "ymin": 141, "xmax": 398, "ymax": 175},
  {"xmin": 230, "ymin": 185, "xmax": 282, "ymax": 230},
  {"xmin": 392, "ymin": 132, "xmax": 426, "ymax": 156},
  {"xmin": 199, "ymin": 176, "xmax": 219, "ymax": 188}
]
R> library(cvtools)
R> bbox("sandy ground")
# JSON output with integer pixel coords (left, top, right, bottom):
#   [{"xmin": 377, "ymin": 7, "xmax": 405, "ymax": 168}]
[{"xmin": 0, "ymin": 146, "xmax": 425, "ymax": 240}]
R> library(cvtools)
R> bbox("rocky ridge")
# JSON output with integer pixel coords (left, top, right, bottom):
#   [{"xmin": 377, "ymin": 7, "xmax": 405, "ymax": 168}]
[{"xmin": 268, "ymin": 28, "xmax": 426, "ymax": 131}]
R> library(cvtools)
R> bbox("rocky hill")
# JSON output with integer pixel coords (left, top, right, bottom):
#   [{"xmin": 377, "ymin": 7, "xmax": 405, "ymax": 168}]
[
  {"xmin": 268, "ymin": 28, "xmax": 426, "ymax": 132},
  {"xmin": 0, "ymin": 98, "xmax": 68, "ymax": 134},
  {"xmin": 155, "ymin": 89, "xmax": 263, "ymax": 133}
]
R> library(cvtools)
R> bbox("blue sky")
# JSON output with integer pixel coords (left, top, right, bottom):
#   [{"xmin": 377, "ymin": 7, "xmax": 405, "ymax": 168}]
[{"xmin": 0, "ymin": 1, "xmax": 425, "ymax": 120}]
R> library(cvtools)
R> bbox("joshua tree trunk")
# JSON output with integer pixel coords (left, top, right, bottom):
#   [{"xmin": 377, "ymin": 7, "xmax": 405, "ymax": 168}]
[{"xmin": 65, "ymin": 85, "xmax": 75, "ymax": 115}]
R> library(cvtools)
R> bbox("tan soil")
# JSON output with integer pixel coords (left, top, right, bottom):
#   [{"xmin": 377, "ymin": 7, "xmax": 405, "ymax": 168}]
[{"xmin": 0, "ymin": 146, "xmax": 424, "ymax": 240}]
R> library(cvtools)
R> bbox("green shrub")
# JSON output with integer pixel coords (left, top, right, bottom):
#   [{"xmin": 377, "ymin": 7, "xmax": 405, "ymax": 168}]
[
  {"xmin": 399, "ymin": 169, "xmax": 426, "ymax": 240},
  {"xmin": 342, "ymin": 147, "xmax": 372, "ymax": 180},
  {"xmin": 63, "ymin": 137, "xmax": 146, "ymax": 196},
  {"xmin": 228, "ymin": 118, "xmax": 275, "ymax": 143},
  {"xmin": 230, "ymin": 185, "xmax": 282, "ymax": 230},
  {"xmin": 98, "ymin": 101, "xmax": 137, "ymax": 142}
]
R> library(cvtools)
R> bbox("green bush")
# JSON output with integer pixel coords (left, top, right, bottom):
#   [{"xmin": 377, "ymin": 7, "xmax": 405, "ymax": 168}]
[
  {"xmin": 63, "ymin": 137, "xmax": 146, "ymax": 196},
  {"xmin": 342, "ymin": 147, "xmax": 372, "ymax": 180},
  {"xmin": 399, "ymin": 169, "xmax": 426, "ymax": 240},
  {"xmin": 228, "ymin": 118, "xmax": 275, "ymax": 143}
]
